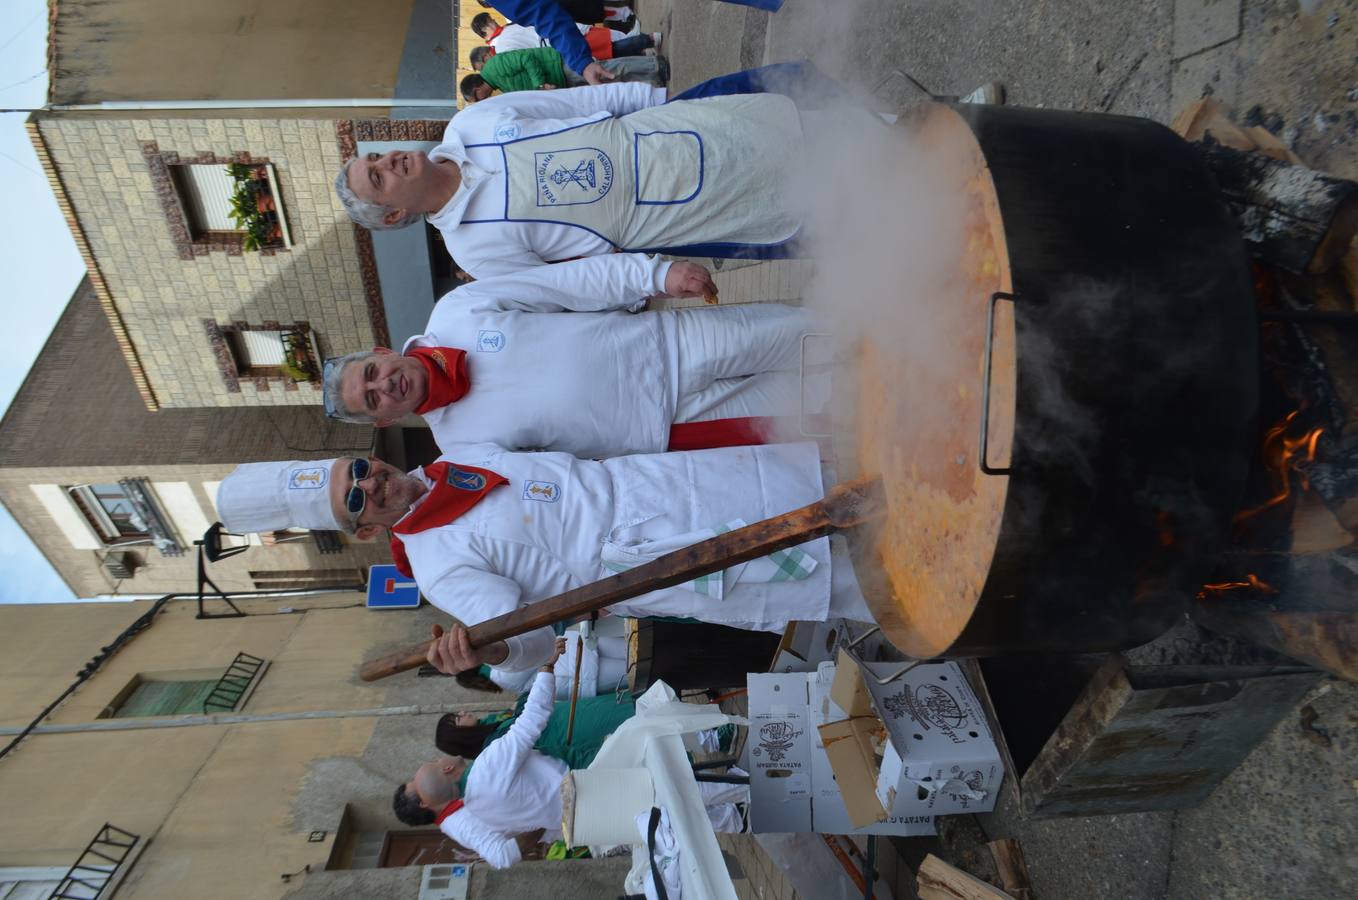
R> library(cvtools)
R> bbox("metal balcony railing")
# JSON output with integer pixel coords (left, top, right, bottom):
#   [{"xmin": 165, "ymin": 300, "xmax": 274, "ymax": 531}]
[
  {"xmin": 52, "ymin": 823, "xmax": 139, "ymax": 899},
  {"xmin": 203, "ymin": 652, "xmax": 266, "ymax": 713}
]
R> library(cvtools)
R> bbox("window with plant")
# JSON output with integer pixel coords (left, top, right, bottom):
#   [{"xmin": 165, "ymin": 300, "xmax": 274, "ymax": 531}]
[{"xmin": 226, "ymin": 163, "xmax": 287, "ymax": 252}]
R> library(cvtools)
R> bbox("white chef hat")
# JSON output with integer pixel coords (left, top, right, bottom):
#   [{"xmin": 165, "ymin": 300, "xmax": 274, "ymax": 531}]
[{"xmin": 217, "ymin": 459, "xmax": 346, "ymax": 533}]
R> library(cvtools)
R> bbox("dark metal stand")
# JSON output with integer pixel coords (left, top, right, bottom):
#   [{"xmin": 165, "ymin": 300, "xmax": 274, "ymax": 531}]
[{"xmin": 195, "ymin": 522, "xmax": 248, "ymax": 619}]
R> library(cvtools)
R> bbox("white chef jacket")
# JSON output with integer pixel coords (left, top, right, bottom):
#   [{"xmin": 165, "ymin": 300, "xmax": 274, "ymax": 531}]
[
  {"xmin": 403, "ymin": 252, "xmax": 675, "ymax": 458},
  {"xmin": 398, "ymin": 442, "xmax": 832, "ymax": 673},
  {"xmin": 429, "ymin": 83, "xmax": 666, "ymax": 277},
  {"xmin": 488, "ymin": 23, "xmax": 546, "ymax": 53},
  {"xmin": 490, "ymin": 631, "xmax": 600, "ymax": 698},
  {"xmin": 440, "ymin": 671, "xmax": 566, "ymax": 868}
]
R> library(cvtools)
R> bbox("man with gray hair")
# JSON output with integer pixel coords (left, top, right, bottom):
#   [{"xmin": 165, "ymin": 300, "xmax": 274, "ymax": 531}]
[
  {"xmin": 333, "ymin": 73, "xmax": 822, "ymax": 279},
  {"xmin": 321, "ymin": 252, "xmax": 813, "ymax": 459}
]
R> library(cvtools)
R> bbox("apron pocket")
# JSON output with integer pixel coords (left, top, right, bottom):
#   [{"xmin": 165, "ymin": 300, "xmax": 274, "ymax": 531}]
[{"xmin": 633, "ymin": 131, "xmax": 704, "ymax": 205}]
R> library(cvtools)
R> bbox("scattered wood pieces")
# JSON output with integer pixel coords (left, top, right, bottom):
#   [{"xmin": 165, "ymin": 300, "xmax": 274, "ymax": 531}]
[
  {"xmin": 1172, "ymin": 97, "xmax": 1358, "ymax": 275},
  {"xmin": 917, "ymin": 853, "xmax": 1015, "ymax": 900},
  {"xmin": 1194, "ymin": 141, "xmax": 1358, "ymax": 275},
  {"xmin": 986, "ymin": 839, "xmax": 1035, "ymax": 900}
]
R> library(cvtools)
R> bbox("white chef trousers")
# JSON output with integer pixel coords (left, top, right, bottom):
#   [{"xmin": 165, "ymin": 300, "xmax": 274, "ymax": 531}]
[{"xmin": 664, "ymin": 303, "xmax": 816, "ymax": 424}]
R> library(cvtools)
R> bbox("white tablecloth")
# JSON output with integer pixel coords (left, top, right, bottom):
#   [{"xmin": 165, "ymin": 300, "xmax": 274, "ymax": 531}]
[{"xmin": 586, "ymin": 681, "xmax": 746, "ymax": 900}]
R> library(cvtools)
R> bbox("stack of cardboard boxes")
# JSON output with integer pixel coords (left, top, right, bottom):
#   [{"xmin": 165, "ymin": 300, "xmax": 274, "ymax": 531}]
[{"xmin": 748, "ymin": 648, "xmax": 1004, "ymax": 835}]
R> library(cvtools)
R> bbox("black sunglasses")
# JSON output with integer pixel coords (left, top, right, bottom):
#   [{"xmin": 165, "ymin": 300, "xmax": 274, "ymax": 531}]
[{"xmin": 346, "ymin": 458, "xmax": 373, "ymax": 518}]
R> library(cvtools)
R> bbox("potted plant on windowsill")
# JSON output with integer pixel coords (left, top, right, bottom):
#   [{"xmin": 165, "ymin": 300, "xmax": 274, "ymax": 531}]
[
  {"xmin": 227, "ymin": 164, "xmax": 283, "ymax": 251},
  {"xmin": 281, "ymin": 331, "xmax": 317, "ymax": 382}
]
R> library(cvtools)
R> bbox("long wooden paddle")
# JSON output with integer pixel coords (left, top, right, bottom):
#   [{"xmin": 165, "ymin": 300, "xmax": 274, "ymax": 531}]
[{"xmin": 358, "ymin": 475, "xmax": 884, "ymax": 682}]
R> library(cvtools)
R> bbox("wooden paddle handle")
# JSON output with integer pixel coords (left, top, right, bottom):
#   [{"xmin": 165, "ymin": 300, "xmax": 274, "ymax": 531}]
[{"xmin": 358, "ymin": 476, "xmax": 883, "ymax": 682}]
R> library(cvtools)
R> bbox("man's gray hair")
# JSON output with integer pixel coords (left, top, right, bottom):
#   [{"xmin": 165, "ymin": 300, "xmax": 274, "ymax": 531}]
[
  {"xmin": 322, "ymin": 350, "xmax": 381, "ymax": 424},
  {"xmin": 334, "ymin": 159, "xmax": 423, "ymax": 231}
]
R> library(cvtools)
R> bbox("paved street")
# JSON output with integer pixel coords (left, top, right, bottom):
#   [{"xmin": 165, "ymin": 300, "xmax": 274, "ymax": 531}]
[{"xmin": 635, "ymin": 2, "xmax": 1358, "ymax": 898}]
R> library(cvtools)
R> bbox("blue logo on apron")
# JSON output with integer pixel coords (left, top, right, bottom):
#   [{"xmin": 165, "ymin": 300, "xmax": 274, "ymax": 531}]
[
  {"xmin": 446, "ymin": 468, "xmax": 487, "ymax": 491},
  {"xmin": 476, "ymin": 330, "xmax": 505, "ymax": 352},
  {"xmin": 522, "ymin": 480, "xmax": 561, "ymax": 503},
  {"xmin": 534, "ymin": 147, "xmax": 614, "ymax": 206},
  {"xmin": 495, "ymin": 122, "xmax": 522, "ymax": 142}
]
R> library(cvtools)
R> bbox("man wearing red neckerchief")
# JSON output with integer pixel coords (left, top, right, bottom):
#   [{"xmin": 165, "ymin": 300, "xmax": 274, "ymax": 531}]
[
  {"xmin": 322, "ymin": 253, "xmax": 817, "ymax": 459},
  {"xmin": 216, "ymin": 442, "xmax": 874, "ymax": 684}
]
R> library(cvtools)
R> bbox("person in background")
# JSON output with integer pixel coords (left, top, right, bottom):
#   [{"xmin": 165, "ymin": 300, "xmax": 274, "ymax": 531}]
[
  {"xmin": 457, "ymin": 623, "xmax": 630, "ymax": 698},
  {"xmin": 471, "ymin": 10, "xmax": 659, "ymax": 59},
  {"xmin": 475, "ymin": 0, "xmax": 636, "ymax": 84},
  {"xmin": 393, "ymin": 637, "xmax": 744, "ymax": 868},
  {"xmin": 466, "ymin": 44, "xmax": 662, "ymax": 98}
]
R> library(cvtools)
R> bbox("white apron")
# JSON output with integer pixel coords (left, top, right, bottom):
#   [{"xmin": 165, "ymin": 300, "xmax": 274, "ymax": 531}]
[{"xmin": 487, "ymin": 94, "xmax": 804, "ymax": 251}]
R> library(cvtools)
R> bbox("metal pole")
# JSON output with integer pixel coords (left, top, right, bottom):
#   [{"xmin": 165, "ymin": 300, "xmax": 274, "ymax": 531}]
[
  {"xmin": 0, "ymin": 702, "xmax": 510, "ymax": 736},
  {"xmin": 863, "ymin": 835, "xmax": 877, "ymax": 900}
]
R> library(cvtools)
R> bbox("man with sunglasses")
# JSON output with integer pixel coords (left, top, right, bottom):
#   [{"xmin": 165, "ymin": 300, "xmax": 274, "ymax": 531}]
[{"xmin": 217, "ymin": 442, "xmax": 874, "ymax": 679}]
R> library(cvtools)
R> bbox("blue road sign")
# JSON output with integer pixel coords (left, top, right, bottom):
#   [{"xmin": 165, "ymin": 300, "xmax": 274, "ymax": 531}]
[{"xmin": 366, "ymin": 564, "xmax": 421, "ymax": 609}]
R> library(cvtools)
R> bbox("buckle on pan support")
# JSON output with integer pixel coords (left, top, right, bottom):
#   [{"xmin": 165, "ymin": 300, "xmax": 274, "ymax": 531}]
[
  {"xmin": 799, "ymin": 332, "xmax": 833, "ymax": 438},
  {"xmin": 839, "ymin": 624, "xmax": 936, "ymax": 685}
]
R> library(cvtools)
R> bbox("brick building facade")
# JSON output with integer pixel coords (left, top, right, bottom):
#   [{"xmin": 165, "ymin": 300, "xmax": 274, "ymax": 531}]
[
  {"xmin": 30, "ymin": 114, "xmax": 377, "ymax": 410},
  {"xmin": 2, "ymin": 0, "xmax": 462, "ymax": 598},
  {"xmin": 0, "ymin": 279, "xmax": 389, "ymax": 598}
]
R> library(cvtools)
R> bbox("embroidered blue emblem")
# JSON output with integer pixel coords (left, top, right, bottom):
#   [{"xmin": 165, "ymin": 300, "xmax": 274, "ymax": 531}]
[
  {"xmin": 446, "ymin": 468, "xmax": 487, "ymax": 491},
  {"xmin": 476, "ymin": 330, "xmax": 505, "ymax": 352},
  {"xmin": 495, "ymin": 122, "xmax": 522, "ymax": 142},
  {"xmin": 287, "ymin": 466, "xmax": 328, "ymax": 489},
  {"xmin": 534, "ymin": 147, "xmax": 613, "ymax": 206},
  {"xmin": 522, "ymin": 480, "xmax": 560, "ymax": 503}
]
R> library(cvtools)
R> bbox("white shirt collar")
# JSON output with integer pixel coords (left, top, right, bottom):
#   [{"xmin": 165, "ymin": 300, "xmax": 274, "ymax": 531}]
[{"xmin": 428, "ymin": 125, "xmax": 498, "ymax": 229}]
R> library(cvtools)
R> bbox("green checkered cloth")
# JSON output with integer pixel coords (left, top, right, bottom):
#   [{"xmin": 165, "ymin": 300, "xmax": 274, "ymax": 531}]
[{"xmin": 601, "ymin": 519, "xmax": 817, "ymax": 598}]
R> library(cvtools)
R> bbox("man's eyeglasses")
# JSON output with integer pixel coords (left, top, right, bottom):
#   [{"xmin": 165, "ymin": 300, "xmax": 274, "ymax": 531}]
[{"xmin": 346, "ymin": 458, "xmax": 372, "ymax": 519}]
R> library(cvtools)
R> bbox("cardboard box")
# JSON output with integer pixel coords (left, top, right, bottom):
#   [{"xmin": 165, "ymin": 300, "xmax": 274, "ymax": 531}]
[
  {"xmin": 746, "ymin": 670, "xmax": 815, "ymax": 832},
  {"xmin": 816, "ymin": 650, "xmax": 1004, "ymax": 827},
  {"xmin": 769, "ymin": 620, "xmax": 847, "ymax": 673},
  {"xmin": 746, "ymin": 663, "xmax": 936, "ymax": 836}
]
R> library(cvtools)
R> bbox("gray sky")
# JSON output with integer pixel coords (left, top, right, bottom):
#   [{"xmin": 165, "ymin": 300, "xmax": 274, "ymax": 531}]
[{"xmin": 0, "ymin": 0, "xmax": 88, "ymax": 603}]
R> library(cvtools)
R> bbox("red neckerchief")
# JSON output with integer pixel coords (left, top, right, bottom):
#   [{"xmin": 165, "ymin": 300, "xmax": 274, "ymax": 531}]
[
  {"xmin": 485, "ymin": 24, "xmax": 504, "ymax": 43},
  {"xmin": 435, "ymin": 798, "xmax": 465, "ymax": 824},
  {"xmin": 389, "ymin": 462, "xmax": 508, "ymax": 577},
  {"xmin": 408, "ymin": 346, "xmax": 471, "ymax": 415}
]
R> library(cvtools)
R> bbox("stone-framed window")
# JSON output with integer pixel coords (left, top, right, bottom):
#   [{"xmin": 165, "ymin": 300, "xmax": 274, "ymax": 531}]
[
  {"xmin": 141, "ymin": 142, "xmax": 292, "ymax": 260},
  {"xmin": 204, "ymin": 320, "xmax": 321, "ymax": 393}
]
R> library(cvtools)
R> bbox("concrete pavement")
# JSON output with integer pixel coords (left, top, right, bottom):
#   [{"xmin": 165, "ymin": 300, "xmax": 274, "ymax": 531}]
[{"xmin": 635, "ymin": 2, "xmax": 1358, "ymax": 898}]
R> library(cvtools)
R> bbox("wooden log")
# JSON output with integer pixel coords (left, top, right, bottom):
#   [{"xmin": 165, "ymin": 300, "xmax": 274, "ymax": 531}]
[
  {"xmin": 1171, "ymin": 98, "xmax": 1254, "ymax": 149},
  {"xmin": 358, "ymin": 476, "xmax": 885, "ymax": 681},
  {"xmin": 917, "ymin": 854, "xmax": 1015, "ymax": 900},
  {"xmin": 986, "ymin": 840, "xmax": 1034, "ymax": 900},
  {"xmin": 1193, "ymin": 601, "xmax": 1358, "ymax": 683},
  {"xmin": 1195, "ymin": 140, "xmax": 1358, "ymax": 274}
]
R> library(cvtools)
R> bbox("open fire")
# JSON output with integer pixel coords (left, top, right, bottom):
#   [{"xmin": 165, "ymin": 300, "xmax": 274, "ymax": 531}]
[
  {"xmin": 1232, "ymin": 410, "xmax": 1324, "ymax": 528},
  {"xmin": 1197, "ymin": 574, "xmax": 1277, "ymax": 598}
]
